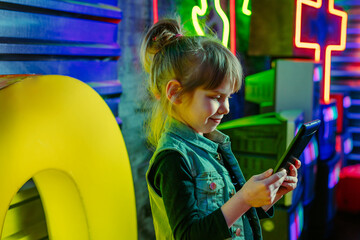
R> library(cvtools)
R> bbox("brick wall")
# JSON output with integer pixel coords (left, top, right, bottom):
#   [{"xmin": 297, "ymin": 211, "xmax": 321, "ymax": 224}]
[
  {"xmin": 117, "ymin": 1, "xmax": 175, "ymax": 239},
  {"xmin": 117, "ymin": 0, "xmax": 153, "ymax": 238}
]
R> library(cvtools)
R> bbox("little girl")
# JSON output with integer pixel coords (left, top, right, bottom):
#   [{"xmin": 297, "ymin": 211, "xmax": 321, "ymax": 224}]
[{"xmin": 141, "ymin": 19, "xmax": 300, "ymax": 240}]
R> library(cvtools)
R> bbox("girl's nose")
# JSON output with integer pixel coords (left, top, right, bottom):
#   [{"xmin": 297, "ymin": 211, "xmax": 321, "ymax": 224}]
[{"xmin": 218, "ymin": 99, "xmax": 230, "ymax": 115}]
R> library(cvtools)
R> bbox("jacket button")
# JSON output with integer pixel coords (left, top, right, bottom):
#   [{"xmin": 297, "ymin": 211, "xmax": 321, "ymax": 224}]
[
  {"xmin": 209, "ymin": 182, "xmax": 217, "ymax": 190},
  {"xmin": 235, "ymin": 228, "xmax": 241, "ymax": 236}
]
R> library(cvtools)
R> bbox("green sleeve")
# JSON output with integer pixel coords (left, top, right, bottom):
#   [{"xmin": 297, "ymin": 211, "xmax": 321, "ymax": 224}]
[{"xmin": 148, "ymin": 150, "xmax": 232, "ymax": 240}]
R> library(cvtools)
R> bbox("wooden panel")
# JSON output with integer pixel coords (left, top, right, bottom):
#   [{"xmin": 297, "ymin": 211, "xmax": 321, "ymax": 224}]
[
  {"xmin": 0, "ymin": 61, "xmax": 118, "ymax": 83},
  {"xmin": 89, "ymin": 80, "xmax": 122, "ymax": 117},
  {"xmin": 0, "ymin": 0, "xmax": 122, "ymax": 20},
  {"xmin": 0, "ymin": 0, "xmax": 122, "ymax": 70},
  {"xmin": 105, "ymin": 97, "xmax": 120, "ymax": 116},
  {"xmin": 0, "ymin": 10, "xmax": 118, "ymax": 44},
  {"xmin": 0, "ymin": 0, "xmax": 123, "ymax": 125},
  {"xmin": 88, "ymin": 80, "xmax": 122, "ymax": 95},
  {"xmin": 0, "ymin": 43, "xmax": 121, "ymax": 56},
  {"xmin": 74, "ymin": 0, "xmax": 119, "ymax": 7}
]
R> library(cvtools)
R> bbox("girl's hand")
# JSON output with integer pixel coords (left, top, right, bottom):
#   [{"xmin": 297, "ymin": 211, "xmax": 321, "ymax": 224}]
[
  {"xmin": 276, "ymin": 157, "xmax": 301, "ymax": 197},
  {"xmin": 240, "ymin": 168, "xmax": 287, "ymax": 208}
]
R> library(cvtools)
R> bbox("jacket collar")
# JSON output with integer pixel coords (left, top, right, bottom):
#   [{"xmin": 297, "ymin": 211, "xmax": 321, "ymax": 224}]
[{"xmin": 164, "ymin": 118, "xmax": 230, "ymax": 155}]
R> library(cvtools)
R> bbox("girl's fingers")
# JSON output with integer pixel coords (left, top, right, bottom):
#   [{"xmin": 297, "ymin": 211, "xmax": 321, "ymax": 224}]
[
  {"xmin": 281, "ymin": 181, "xmax": 297, "ymax": 189},
  {"xmin": 291, "ymin": 157, "xmax": 302, "ymax": 169},
  {"xmin": 263, "ymin": 169, "xmax": 287, "ymax": 185},
  {"xmin": 283, "ymin": 176, "xmax": 298, "ymax": 184},
  {"xmin": 253, "ymin": 169, "xmax": 273, "ymax": 181},
  {"xmin": 287, "ymin": 163, "xmax": 298, "ymax": 177}
]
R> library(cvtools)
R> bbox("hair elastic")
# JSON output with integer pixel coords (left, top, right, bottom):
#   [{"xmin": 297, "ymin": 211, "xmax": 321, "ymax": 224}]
[{"xmin": 175, "ymin": 34, "xmax": 183, "ymax": 38}]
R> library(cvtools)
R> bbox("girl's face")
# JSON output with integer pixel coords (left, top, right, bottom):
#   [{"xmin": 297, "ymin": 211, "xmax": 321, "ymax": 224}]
[{"xmin": 175, "ymin": 78, "xmax": 233, "ymax": 135}]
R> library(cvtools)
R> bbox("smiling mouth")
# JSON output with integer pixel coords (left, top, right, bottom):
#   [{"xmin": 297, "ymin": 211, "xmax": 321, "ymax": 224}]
[{"xmin": 209, "ymin": 118, "xmax": 222, "ymax": 123}]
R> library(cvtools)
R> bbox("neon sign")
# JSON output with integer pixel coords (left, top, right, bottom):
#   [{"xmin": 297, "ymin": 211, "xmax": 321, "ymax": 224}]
[
  {"xmin": 153, "ymin": 0, "xmax": 158, "ymax": 23},
  {"xmin": 192, "ymin": 0, "xmax": 230, "ymax": 48},
  {"xmin": 191, "ymin": 0, "xmax": 208, "ymax": 36},
  {"xmin": 295, "ymin": 0, "xmax": 347, "ymax": 104},
  {"xmin": 152, "ymin": 0, "xmax": 237, "ymax": 54},
  {"xmin": 242, "ymin": 0, "xmax": 251, "ymax": 16},
  {"xmin": 230, "ymin": 0, "xmax": 236, "ymax": 53}
]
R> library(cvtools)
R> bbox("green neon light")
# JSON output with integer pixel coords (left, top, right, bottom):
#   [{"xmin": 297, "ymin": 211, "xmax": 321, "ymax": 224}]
[
  {"xmin": 242, "ymin": 0, "xmax": 252, "ymax": 16},
  {"xmin": 192, "ymin": 0, "xmax": 207, "ymax": 36},
  {"xmin": 214, "ymin": 0, "xmax": 229, "ymax": 47},
  {"xmin": 192, "ymin": 0, "xmax": 230, "ymax": 48}
]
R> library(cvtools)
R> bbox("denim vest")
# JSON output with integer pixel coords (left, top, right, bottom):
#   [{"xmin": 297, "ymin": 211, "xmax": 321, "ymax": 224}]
[{"xmin": 147, "ymin": 119, "xmax": 263, "ymax": 240}]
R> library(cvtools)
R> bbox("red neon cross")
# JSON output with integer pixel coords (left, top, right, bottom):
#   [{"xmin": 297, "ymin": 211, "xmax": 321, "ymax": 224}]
[{"xmin": 295, "ymin": 0, "xmax": 347, "ymax": 104}]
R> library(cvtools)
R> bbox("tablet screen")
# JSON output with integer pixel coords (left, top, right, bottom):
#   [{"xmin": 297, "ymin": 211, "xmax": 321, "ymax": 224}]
[{"xmin": 274, "ymin": 119, "xmax": 321, "ymax": 173}]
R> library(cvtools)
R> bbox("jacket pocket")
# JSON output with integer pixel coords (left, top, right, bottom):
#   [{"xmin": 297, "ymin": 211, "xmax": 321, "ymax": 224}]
[{"xmin": 195, "ymin": 172, "xmax": 226, "ymax": 214}]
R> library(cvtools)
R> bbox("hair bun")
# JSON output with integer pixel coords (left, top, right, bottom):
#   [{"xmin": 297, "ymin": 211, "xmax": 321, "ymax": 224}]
[
  {"xmin": 148, "ymin": 19, "xmax": 182, "ymax": 53},
  {"xmin": 140, "ymin": 18, "xmax": 183, "ymax": 73}
]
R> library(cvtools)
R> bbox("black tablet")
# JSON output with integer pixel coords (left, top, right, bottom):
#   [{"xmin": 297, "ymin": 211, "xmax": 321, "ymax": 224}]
[{"xmin": 274, "ymin": 119, "xmax": 321, "ymax": 173}]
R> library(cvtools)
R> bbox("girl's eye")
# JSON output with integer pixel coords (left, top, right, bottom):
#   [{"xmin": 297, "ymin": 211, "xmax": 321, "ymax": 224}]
[{"xmin": 210, "ymin": 95, "xmax": 221, "ymax": 100}]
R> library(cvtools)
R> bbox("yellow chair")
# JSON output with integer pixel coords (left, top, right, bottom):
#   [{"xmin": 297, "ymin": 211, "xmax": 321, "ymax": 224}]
[{"xmin": 0, "ymin": 75, "xmax": 137, "ymax": 239}]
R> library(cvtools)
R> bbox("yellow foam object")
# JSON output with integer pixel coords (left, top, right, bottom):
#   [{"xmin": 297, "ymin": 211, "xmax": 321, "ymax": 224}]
[{"xmin": 0, "ymin": 75, "xmax": 137, "ymax": 239}]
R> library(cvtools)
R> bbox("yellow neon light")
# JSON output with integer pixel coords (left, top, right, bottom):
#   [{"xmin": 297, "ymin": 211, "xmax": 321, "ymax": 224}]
[
  {"xmin": 214, "ymin": 0, "xmax": 230, "ymax": 47},
  {"xmin": 192, "ymin": 0, "xmax": 208, "ymax": 36},
  {"xmin": 295, "ymin": 0, "xmax": 348, "ymax": 104},
  {"xmin": 242, "ymin": 0, "xmax": 252, "ymax": 16},
  {"xmin": 323, "ymin": 0, "xmax": 348, "ymax": 103},
  {"xmin": 192, "ymin": 0, "xmax": 230, "ymax": 48}
]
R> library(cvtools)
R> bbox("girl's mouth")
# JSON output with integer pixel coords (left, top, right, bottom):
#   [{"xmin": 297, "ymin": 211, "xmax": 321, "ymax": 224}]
[{"xmin": 209, "ymin": 118, "xmax": 222, "ymax": 124}]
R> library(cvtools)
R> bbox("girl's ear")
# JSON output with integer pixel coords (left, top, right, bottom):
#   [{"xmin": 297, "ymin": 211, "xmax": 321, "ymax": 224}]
[{"xmin": 166, "ymin": 79, "xmax": 182, "ymax": 104}]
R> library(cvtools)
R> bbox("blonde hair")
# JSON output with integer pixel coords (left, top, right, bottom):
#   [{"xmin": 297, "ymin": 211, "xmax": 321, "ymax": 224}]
[{"xmin": 140, "ymin": 18, "xmax": 243, "ymax": 148}]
